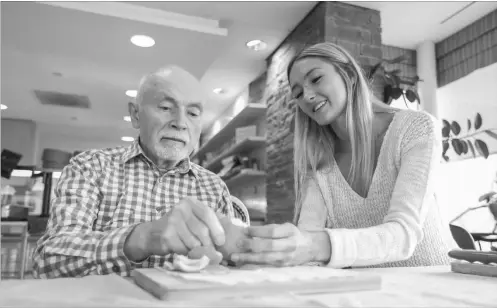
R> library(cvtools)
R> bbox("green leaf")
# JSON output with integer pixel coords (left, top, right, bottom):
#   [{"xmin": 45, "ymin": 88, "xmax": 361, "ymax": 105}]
[
  {"xmin": 442, "ymin": 120, "xmax": 450, "ymax": 138},
  {"xmin": 391, "ymin": 87, "xmax": 403, "ymax": 99},
  {"xmin": 451, "ymin": 139, "xmax": 463, "ymax": 155},
  {"xmin": 450, "ymin": 121, "xmax": 461, "ymax": 136},
  {"xmin": 442, "ymin": 140, "xmax": 449, "ymax": 155},
  {"xmin": 485, "ymin": 130, "xmax": 497, "ymax": 141},
  {"xmin": 412, "ymin": 90, "xmax": 421, "ymax": 104},
  {"xmin": 475, "ymin": 139, "xmax": 489, "ymax": 159},
  {"xmin": 383, "ymin": 85, "xmax": 393, "ymax": 104},
  {"xmin": 475, "ymin": 113, "xmax": 482, "ymax": 130},
  {"xmin": 392, "ymin": 75, "xmax": 401, "ymax": 87},
  {"xmin": 467, "ymin": 119, "xmax": 471, "ymax": 131},
  {"xmin": 467, "ymin": 140, "xmax": 476, "ymax": 158},
  {"xmin": 405, "ymin": 90, "xmax": 416, "ymax": 102},
  {"xmin": 461, "ymin": 140, "xmax": 468, "ymax": 154},
  {"xmin": 368, "ymin": 61, "xmax": 383, "ymax": 80}
]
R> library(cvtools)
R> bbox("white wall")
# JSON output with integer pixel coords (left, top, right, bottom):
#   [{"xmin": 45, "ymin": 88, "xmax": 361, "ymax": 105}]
[
  {"xmin": 1, "ymin": 118, "xmax": 39, "ymax": 165},
  {"xmin": 438, "ymin": 63, "xmax": 497, "ymax": 160},
  {"xmin": 36, "ymin": 122, "xmax": 133, "ymax": 166},
  {"xmin": 436, "ymin": 63, "xmax": 497, "ymax": 236}
]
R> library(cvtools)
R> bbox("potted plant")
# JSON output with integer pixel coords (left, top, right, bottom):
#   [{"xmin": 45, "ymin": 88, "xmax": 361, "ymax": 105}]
[
  {"xmin": 442, "ymin": 112, "xmax": 497, "ymax": 161},
  {"xmin": 368, "ymin": 55, "xmax": 422, "ymax": 108}
]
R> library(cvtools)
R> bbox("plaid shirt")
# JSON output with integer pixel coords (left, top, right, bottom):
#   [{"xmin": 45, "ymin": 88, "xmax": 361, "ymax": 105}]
[{"xmin": 32, "ymin": 141, "xmax": 234, "ymax": 278}]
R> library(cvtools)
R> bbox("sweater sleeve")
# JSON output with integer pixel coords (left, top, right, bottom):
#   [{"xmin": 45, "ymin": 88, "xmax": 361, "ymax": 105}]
[{"xmin": 324, "ymin": 112, "xmax": 442, "ymax": 268}]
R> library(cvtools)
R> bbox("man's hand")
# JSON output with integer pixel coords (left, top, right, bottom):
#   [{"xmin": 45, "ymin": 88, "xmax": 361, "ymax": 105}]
[
  {"xmin": 230, "ymin": 223, "xmax": 331, "ymax": 267},
  {"xmin": 124, "ymin": 197, "xmax": 225, "ymax": 261}
]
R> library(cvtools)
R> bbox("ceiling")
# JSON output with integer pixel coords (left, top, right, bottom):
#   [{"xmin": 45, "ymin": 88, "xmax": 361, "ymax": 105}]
[
  {"xmin": 349, "ymin": 1, "xmax": 497, "ymax": 49},
  {"xmin": 1, "ymin": 1, "xmax": 496, "ymax": 149}
]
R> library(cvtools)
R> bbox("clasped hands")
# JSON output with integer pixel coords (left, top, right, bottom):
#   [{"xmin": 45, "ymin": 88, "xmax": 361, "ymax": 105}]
[
  {"xmin": 125, "ymin": 197, "xmax": 322, "ymax": 267},
  {"xmin": 231, "ymin": 223, "xmax": 317, "ymax": 266}
]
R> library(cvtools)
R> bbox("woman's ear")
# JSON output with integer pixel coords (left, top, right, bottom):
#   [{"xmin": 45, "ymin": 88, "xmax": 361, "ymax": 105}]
[{"xmin": 128, "ymin": 102, "xmax": 140, "ymax": 129}]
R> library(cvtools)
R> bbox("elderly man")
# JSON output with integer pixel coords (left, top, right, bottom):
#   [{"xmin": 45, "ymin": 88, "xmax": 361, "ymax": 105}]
[{"xmin": 32, "ymin": 66, "xmax": 236, "ymax": 278}]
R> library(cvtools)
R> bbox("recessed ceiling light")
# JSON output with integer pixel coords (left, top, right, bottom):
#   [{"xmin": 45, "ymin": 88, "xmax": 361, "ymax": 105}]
[
  {"xmin": 123, "ymin": 116, "xmax": 131, "ymax": 122},
  {"xmin": 246, "ymin": 39, "xmax": 267, "ymax": 51},
  {"xmin": 130, "ymin": 35, "xmax": 155, "ymax": 48},
  {"xmin": 213, "ymin": 88, "xmax": 225, "ymax": 94},
  {"xmin": 121, "ymin": 136, "xmax": 135, "ymax": 142},
  {"xmin": 1, "ymin": 104, "xmax": 7, "ymax": 110},
  {"xmin": 126, "ymin": 90, "xmax": 137, "ymax": 98}
]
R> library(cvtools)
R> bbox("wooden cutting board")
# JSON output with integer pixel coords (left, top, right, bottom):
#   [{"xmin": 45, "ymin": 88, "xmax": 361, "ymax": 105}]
[
  {"xmin": 451, "ymin": 261, "xmax": 497, "ymax": 278},
  {"xmin": 132, "ymin": 265, "xmax": 382, "ymax": 301}
]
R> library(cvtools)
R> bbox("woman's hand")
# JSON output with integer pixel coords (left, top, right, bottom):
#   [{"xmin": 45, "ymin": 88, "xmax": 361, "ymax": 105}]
[{"xmin": 230, "ymin": 223, "xmax": 330, "ymax": 267}]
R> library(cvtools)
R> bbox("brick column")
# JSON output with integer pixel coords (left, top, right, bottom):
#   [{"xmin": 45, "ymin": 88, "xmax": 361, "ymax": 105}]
[{"xmin": 263, "ymin": 2, "xmax": 382, "ymax": 224}]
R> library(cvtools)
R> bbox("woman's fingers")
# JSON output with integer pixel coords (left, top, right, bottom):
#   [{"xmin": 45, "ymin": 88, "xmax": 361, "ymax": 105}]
[
  {"xmin": 231, "ymin": 252, "xmax": 292, "ymax": 266},
  {"xmin": 238, "ymin": 237, "xmax": 297, "ymax": 253},
  {"xmin": 243, "ymin": 223, "xmax": 297, "ymax": 239}
]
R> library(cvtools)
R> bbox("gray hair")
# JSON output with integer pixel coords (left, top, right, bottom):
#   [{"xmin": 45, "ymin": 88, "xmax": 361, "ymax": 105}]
[{"xmin": 134, "ymin": 66, "xmax": 203, "ymax": 107}]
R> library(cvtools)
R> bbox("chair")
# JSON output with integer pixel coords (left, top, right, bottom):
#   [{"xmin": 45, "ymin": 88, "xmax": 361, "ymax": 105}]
[
  {"xmin": 489, "ymin": 203, "xmax": 497, "ymax": 233},
  {"xmin": 479, "ymin": 192, "xmax": 497, "ymax": 233},
  {"xmin": 231, "ymin": 196, "xmax": 250, "ymax": 226},
  {"xmin": 449, "ymin": 224, "xmax": 477, "ymax": 250},
  {"xmin": 1, "ymin": 221, "xmax": 29, "ymax": 280}
]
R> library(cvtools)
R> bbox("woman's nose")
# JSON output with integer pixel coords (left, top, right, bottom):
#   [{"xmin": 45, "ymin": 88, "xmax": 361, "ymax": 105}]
[{"xmin": 303, "ymin": 88, "xmax": 316, "ymax": 102}]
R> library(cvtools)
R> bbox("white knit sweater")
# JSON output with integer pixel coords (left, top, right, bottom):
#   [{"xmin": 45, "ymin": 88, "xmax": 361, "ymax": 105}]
[{"xmin": 298, "ymin": 110, "xmax": 453, "ymax": 268}]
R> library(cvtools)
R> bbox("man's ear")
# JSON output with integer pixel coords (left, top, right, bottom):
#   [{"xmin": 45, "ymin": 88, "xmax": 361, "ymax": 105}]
[{"xmin": 128, "ymin": 102, "xmax": 140, "ymax": 129}]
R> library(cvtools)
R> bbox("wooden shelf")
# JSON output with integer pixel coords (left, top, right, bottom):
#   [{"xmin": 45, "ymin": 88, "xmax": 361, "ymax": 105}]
[
  {"xmin": 203, "ymin": 137, "xmax": 266, "ymax": 171},
  {"xmin": 224, "ymin": 169, "xmax": 266, "ymax": 189},
  {"xmin": 193, "ymin": 104, "xmax": 266, "ymax": 159}
]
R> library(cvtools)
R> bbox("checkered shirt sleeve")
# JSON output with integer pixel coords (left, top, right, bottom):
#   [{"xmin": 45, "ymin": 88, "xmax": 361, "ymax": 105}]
[{"xmin": 32, "ymin": 153, "xmax": 139, "ymax": 278}]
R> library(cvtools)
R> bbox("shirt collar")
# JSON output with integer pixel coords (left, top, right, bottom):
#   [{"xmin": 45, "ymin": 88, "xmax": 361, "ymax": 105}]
[{"xmin": 121, "ymin": 139, "xmax": 198, "ymax": 178}]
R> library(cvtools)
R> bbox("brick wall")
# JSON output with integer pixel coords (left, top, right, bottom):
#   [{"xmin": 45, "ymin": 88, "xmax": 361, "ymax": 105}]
[
  {"xmin": 436, "ymin": 9, "xmax": 497, "ymax": 87},
  {"xmin": 381, "ymin": 45, "xmax": 417, "ymax": 81},
  {"xmin": 262, "ymin": 2, "xmax": 382, "ymax": 224}
]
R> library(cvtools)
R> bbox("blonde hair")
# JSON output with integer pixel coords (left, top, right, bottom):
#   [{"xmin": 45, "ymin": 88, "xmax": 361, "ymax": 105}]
[{"xmin": 288, "ymin": 42, "xmax": 398, "ymax": 224}]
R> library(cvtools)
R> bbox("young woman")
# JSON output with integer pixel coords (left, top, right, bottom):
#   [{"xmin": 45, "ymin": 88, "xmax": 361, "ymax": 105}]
[{"xmin": 231, "ymin": 42, "xmax": 453, "ymax": 268}]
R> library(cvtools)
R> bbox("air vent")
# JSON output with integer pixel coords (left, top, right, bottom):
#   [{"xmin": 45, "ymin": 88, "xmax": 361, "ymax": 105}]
[{"xmin": 33, "ymin": 90, "xmax": 91, "ymax": 109}]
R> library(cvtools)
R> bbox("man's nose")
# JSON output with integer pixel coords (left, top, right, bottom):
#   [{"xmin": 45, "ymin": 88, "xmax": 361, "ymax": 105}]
[{"xmin": 171, "ymin": 110, "xmax": 188, "ymax": 130}]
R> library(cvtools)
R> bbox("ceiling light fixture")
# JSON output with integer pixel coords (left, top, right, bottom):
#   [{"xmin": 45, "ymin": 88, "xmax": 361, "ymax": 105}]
[
  {"xmin": 213, "ymin": 88, "xmax": 225, "ymax": 94},
  {"xmin": 123, "ymin": 116, "xmax": 131, "ymax": 122},
  {"xmin": 130, "ymin": 35, "xmax": 155, "ymax": 48},
  {"xmin": 246, "ymin": 39, "xmax": 267, "ymax": 51},
  {"xmin": 121, "ymin": 136, "xmax": 135, "ymax": 142},
  {"xmin": 126, "ymin": 90, "xmax": 137, "ymax": 98},
  {"xmin": 1, "ymin": 104, "xmax": 7, "ymax": 110}
]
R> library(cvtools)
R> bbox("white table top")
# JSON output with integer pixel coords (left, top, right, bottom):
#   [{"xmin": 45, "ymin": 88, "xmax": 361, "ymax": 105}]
[
  {"xmin": 0, "ymin": 266, "xmax": 495, "ymax": 307},
  {"xmin": 305, "ymin": 266, "xmax": 496, "ymax": 308}
]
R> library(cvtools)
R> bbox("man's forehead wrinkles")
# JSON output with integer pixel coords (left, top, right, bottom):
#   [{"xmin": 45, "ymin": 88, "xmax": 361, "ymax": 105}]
[{"xmin": 152, "ymin": 88, "xmax": 204, "ymax": 107}]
